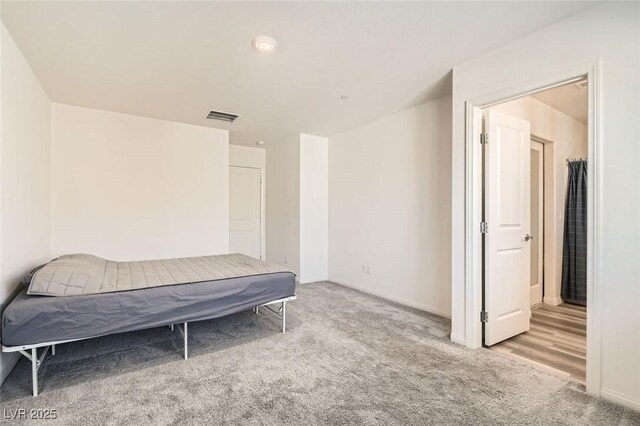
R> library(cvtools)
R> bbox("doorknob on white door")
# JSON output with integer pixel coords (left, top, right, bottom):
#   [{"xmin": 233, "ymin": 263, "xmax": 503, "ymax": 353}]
[{"xmin": 524, "ymin": 234, "xmax": 534, "ymax": 241}]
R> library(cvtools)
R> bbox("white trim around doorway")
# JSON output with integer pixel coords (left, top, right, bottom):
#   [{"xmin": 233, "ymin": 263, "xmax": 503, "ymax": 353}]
[
  {"xmin": 530, "ymin": 138, "xmax": 544, "ymax": 308},
  {"xmin": 463, "ymin": 61, "xmax": 602, "ymax": 396}
]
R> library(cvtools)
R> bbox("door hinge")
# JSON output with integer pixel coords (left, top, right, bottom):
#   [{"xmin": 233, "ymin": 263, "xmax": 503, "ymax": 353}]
[
  {"xmin": 480, "ymin": 221, "xmax": 488, "ymax": 234},
  {"xmin": 480, "ymin": 311, "xmax": 489, "ymax": 323},
  {"xmin": 480, "ymin": 133, "xmax": 488, "ymax": 144}
]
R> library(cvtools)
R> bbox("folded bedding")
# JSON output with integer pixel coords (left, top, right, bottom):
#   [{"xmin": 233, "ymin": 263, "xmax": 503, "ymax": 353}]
[{"xmin": 28, "ymin": 253, "xmax": 291, "ymax": 296}]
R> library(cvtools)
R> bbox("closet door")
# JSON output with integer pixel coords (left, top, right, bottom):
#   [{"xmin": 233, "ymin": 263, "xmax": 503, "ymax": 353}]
[{"xmin": 229, "ymin": 166, "xmax": 262, "ymax": 259}]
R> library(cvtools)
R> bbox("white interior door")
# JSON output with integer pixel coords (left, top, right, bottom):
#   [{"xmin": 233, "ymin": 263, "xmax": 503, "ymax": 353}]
[
  {"xmin": 530, "ymin": 140, "xmax": 544, "ymax": 306},
  {"xmin": 229, "ymin": 166, "xmax": 262, "ymax": 259},
  {"xmin": 484, "ymin": 109, "xmax": 532, "ymax": 346}
]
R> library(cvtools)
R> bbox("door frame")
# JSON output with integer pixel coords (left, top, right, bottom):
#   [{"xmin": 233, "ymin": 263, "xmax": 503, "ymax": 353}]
[
  {"xmin": 531, "ymin": 135, "xmax": 564, "ymax": 307},
  {"xmin": 530, "ymin": 138, "xmax": 544, "ymax": 307},
  {"xmin": 463, "ymin": 61, "xmax": 602, "ymax": 395},
  {"xmin": 229, "ymin": 165, "xmax": 265, "ymax": 260}
]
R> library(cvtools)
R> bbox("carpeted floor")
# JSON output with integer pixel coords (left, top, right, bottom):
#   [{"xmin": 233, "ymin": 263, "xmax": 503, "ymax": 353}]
[{"xmin": 1, "ymin": 282, "xmax": 639, "ymax": 425}]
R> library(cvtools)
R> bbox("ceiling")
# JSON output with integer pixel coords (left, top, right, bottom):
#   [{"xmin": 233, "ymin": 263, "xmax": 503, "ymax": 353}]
[
  {"xmin": 1, "ymin": 2, "xmax": 596, "ymax": 146},
  {"xmin": 532, "ymin": 82, "xmax": 588, "ymax": 124}
]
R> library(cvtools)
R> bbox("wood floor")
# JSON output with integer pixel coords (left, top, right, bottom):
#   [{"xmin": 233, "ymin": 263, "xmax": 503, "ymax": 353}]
[{"xmin": 489, "ymin": 303, "xmax": 586, "ymax": 383}]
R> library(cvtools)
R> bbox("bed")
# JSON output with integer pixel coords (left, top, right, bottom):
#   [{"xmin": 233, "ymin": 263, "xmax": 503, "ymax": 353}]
[{"xmin": 1, "ymin": 253, "xmax": 296, "ymax": 396}]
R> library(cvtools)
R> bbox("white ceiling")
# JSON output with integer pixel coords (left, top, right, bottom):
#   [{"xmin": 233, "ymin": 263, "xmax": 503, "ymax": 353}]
[
  {"xmin": 1, "ymin": 2, "xmax": 595, "ymax": 146},
  {"xmin": 532, "ymin": 82, "xmax": 588, "ymax": 124}
]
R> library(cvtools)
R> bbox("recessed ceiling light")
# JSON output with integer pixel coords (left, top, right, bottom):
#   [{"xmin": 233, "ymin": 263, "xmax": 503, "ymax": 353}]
[
  {"xmin": 256, "ymin": 140, "xmax": 265, "ymax": 146},
  {"xmin": 252, "ymin": 36, "xmax": 277, "ymax": 53}
]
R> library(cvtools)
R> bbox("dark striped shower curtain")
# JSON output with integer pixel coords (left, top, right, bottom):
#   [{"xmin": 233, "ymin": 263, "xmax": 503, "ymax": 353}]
[{"xmin": 561, "ymin": 160, "xmax": 587, "ymax": 305}]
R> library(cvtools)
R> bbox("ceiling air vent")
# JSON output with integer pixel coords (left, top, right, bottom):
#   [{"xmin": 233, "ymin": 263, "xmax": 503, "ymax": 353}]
[{"xmin": 205, "ymin": 110, "xmax": 240, "ymax": 123}]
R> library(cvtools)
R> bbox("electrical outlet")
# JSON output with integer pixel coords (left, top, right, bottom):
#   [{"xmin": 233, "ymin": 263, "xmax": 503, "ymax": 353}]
[
  {"xmin": 361, "ymin": 265, "xmax": 366, "ymax": 273},
  {"xmin": 284, "ymin": 256, "xmax": 289, "ymax": 265},
  {"xmin": 365, "ymin": 265, "xmax": 371, "ymax": 275}
]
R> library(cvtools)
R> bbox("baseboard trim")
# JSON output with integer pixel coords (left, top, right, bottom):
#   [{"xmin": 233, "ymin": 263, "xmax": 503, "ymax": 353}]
[
  {"xmin": 543, "ymin": 296, "xmax": 563, "ymax": 306},
  {"xmin": 601, "ymin": 387, "xmax": 640, "ymax": 412},
  {"xmin": 298, "ymin": 279, "xmax": 328, "ymax": 285},
  {"xmin": 0, "ymin": 352, "xmax": 20, "ymax": 387},
  {"xmin": 328, "ymin": 279, "xmax": 451, "ymax": 319},
  {"xmin": 450, "ymin": 333, "xmax": 466, "ymax": 345}
]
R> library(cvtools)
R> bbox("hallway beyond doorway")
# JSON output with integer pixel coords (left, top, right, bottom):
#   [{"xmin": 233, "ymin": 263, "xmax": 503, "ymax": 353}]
[{"xmin": 489, "ymin": 303, "xmax": 586, "ymax": 383}]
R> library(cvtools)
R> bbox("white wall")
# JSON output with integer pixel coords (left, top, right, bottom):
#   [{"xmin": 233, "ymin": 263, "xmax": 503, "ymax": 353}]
[
  {"xmin": 51, "ymin": 104, "xmax": 229, "ymax": 260},
  {"xmin": 229, "ymin": 144, "xmax": 266, "ymax": 259},
  {"xmin": 329, "ymin": 96, "xmax": 452, "ymax": 317},
  {"xmin": 492, "ymin": 96, "xmax": 588, "ymax": 305},
  {"xmin": 0, "ymin": 23, "xmax": 51, "ymax": 384},
  {"xmin": 265, "ymin": 135, "xmax": 300, "ymax": 275},
  {"xmin": 230, "ymin": 144, "xmax": 265, "ymax": 170},
  {"xmin": 299, "ymin": 134, "xmax": 328, "ymax": 283},
  {"xmin": 451, "ymin": 2, "xmax": 640, "ymax": 408}
]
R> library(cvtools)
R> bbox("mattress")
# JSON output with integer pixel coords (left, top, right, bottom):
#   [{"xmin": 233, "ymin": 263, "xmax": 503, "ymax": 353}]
[
  {"xmin": 28, "ymin": 253, "xmax": 290, "ymax": 296},
  {"xmin": 2, "ymin": 272, "xmax": 295, "ymax": 346}
]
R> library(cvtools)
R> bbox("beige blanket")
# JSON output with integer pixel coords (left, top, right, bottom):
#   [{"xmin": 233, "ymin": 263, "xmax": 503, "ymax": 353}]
[{"xmin": 28, "ymin": 253, "xmax": 291, "ymax": 296}]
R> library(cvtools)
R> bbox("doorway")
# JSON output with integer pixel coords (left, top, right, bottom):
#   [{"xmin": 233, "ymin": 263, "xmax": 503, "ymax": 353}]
[
  {"xmin": 530, "ymin": 139, "xmax": 544, "ymax": 307},
  {"xmin": 477, "ymin": 77, "xmax": 591, "ymax": 384}
]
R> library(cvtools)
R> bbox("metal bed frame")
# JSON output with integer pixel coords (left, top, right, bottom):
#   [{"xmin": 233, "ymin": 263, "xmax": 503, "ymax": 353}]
[{"xmin": 1, "ymin": 295, "xmax": 296, "ymax": 397}]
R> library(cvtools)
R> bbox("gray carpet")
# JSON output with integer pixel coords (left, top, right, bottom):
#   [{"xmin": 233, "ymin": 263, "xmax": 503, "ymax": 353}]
[{"xmin": 1, "ymin": 282, "xmax": 638, "ymax": 425}]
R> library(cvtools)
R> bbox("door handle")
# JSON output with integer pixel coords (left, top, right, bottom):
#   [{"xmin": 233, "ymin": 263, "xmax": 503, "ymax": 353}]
[{"xmin": 524, "ymin": 234, "xmax": 534, "ymax": 241}]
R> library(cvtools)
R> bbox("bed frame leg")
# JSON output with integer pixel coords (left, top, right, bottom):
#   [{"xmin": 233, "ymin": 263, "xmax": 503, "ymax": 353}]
[
  {"xmin": 255, "ymin": 306, "xmax": 259, "ymax": 314},
  {"xmin": 183, "ymin": 322, "xmax": 188, "ymax": 360},
  {"xmin": 31, "ymin": 348, "xmax": 38, "ymax": 397},
  {"xmin": 174, "ymin": 322, "xmax": 188, "ymax": 360},
  {"xmin": 51, "ymin": 344, "xmax": 56, "ymax": 356},
  {"xmin": 282, "ymin": 301, "xmax": 287, "ymax": 334}
]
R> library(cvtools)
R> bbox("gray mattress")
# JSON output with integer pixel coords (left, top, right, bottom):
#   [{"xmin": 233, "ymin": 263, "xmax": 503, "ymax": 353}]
[{"xmin": 2, "ymin": 272, "xmax": 296, "ymax": 346}]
